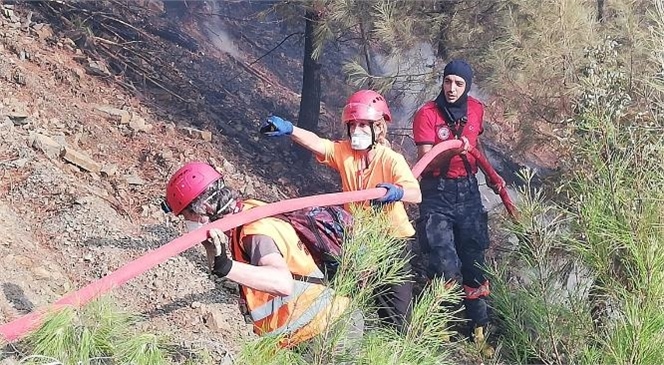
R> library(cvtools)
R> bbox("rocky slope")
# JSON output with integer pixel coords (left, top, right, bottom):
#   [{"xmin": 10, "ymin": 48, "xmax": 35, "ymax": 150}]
[
  {"xmin": 0, "ymin": 1, "xmax": 333, "ymax": 360},
  {"xmin": 0, "ymin": 0, "xmax": 544, "ymax": 362}
]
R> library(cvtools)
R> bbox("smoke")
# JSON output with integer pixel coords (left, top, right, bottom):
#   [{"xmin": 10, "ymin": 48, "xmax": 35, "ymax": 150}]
[
  {"xmin": 202, "ymin": 3, "xmax": 242, "ymax": 59},
  {"xmin": 370, "ymin": 42, "xmax": 440, "ymax": 161},
  {"xmin": 206, "ymin": 27, "xmax": 241, "ymax": 59},
  {"xmin": 372, "ymin": 42, "xmax": 439, "ymax": 128},
  {"xmin": 204, "ymin": 24, "xmax": 242, "ymax": 59}
]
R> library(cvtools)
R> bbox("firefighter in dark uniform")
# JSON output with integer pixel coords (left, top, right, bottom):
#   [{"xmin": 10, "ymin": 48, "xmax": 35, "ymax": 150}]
[{"xmin": 412, "ymin": 59, "xmax": 494, "ymax": 356}]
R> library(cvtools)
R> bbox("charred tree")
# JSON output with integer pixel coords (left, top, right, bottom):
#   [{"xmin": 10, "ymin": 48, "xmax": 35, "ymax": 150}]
[
  {"xmin": 597, "ymin": 0, "xmax": 605, "ymax": 22},
  {"xmin": 295, "ymin": 9, "xmax": 323, "ymax": 162}
]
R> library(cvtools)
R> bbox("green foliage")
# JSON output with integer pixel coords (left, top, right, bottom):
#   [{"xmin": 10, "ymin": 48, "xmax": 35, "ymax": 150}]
[
  {"xmin": 646, "ymin": 0, "xmax": 664, "ymax": 103},
  {"xmin": 483, "ymin": 0, "xmax": 597, "ymax": 91},
  {"xmin": 237, "ymin": 335, "xmax": 306, "ymax": 365},
  {"xmin": 352, "ymin": 279, "xmax": 459, "ymax": 365},
  {"xmin": 487, "ymin": 169, "xmax": 593, "ymax": 365},
  {"xmin": 568, "ymin": 37, "xmax": 664, "ymax": 365},
  {"xmin": 330, "ymin": 205, "xmax": 408, "ymax": 300},
  {"xmin": 490, "ymin": 25, "xmax": 664, "ymax": 364},
  {"xmin": 115, "ymin": 334, "xmax": 170, "ymax": 365},
  {"xmin": 341, "ymin": 60, "xmax": 396, "ymax": 94},
  {"xmin": 18, "ymin": 297, "xmax": 211, "ymax": 365},
  {"xmin": 25, "ymin": 299, "xmax": 135, "ymax": 364}
]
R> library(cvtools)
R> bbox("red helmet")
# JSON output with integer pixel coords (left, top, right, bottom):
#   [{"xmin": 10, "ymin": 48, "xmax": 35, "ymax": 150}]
[
  {"xmin": 341, "ymin": 90, "xmax": 392, "ymax": 124},
  {"xmin": 165, "ymin": 162, "xmax": 222, "ymax": 215}
]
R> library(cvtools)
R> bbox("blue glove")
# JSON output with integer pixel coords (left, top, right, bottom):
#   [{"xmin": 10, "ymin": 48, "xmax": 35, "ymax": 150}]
[
  {"xmin": 260, "ymin": 115, "xmax": 293, "ymax": 137},
  {"xmin": 373, "ymin": 183, "xmax": 404, "ymax": 205}
]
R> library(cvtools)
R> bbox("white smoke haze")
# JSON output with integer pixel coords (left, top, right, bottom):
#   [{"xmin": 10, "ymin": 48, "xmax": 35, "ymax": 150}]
[
  {"xmin": 373, "ymin": 42, "xmax": 439, "ymax": 129},
  {"xmin": 205, "ymin": 25, "xmax": 242, "ymax": 59},
  {"xmin": 203, "ymin": 2, "xmax": 242, "ymax": 59}
]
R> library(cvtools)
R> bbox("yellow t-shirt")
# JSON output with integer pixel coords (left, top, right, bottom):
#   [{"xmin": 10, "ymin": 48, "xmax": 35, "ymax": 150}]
[{"xmin": 316, "ymin": 140, "xmax": 418, "ymax": 238}]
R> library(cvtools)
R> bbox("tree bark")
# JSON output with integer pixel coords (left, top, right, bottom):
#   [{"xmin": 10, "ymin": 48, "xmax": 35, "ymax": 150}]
[
  {"xmin": 597, "ymin": 0, "xmax": 605, "ymax": 22},
  {"xmin": 296, "ymin": 9, "xmax": 323, "ymax": 162}
]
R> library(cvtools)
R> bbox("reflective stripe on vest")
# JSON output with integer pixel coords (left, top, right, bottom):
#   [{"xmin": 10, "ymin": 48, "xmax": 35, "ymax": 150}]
[
  {"xmin": 249, "ymin": 270, "xmax": 324, "ymax": 321},
  {"xmin": 271, "ymin": 285, "xmax": 335, "ymax": 335},
  {"xmin": 464, "ymin": 280, "xmax": 490, "ymax": 300}
]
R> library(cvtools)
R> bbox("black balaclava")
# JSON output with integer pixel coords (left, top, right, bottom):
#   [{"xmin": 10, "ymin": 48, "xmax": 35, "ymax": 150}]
[{"xmin": 434, "ymin": 59, "xmax": 474, "ymax": 124}]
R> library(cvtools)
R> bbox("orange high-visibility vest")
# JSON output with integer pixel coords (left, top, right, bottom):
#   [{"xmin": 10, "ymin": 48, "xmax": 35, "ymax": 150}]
[{"xmin": 230, "ymin": 200, "xmax": 349, "ymax": 348}]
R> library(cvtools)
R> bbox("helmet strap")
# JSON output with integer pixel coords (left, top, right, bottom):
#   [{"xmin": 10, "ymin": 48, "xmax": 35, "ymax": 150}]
[{"xmin": 369, "ymin": 121, "xmax": 376, "ymax": 148}]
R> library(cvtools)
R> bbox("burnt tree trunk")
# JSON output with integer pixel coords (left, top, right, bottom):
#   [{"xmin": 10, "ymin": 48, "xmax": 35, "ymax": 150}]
[
  {"xmin": 295, "ymin": 10, "xmax": 323, "ymax": 162},
  {"xmin": 359, "ymin": 20, "xmax": 374, "ymax": 89}
]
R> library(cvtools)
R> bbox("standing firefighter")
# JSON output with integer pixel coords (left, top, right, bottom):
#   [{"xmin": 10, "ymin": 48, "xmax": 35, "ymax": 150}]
[
  {"xmin": 163, "ymin": 162, "xmax": 356, "ymax": 349},
  {"xmin": 262, "ymin": 89, "xmax": 421, "ymax": 333},
  {"xmin": 412, "ymin": 60, "xmax": 494, "ymax": 355}
]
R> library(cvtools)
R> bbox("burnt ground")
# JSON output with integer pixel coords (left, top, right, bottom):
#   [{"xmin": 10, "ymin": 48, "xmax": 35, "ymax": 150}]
[
  {"xmin": 0, "ymin": 1, "xmax": 377, "ymax": 361},
  {"xmin": 0, "ymin": 0, "xmax": 555, "ymax": 363}
]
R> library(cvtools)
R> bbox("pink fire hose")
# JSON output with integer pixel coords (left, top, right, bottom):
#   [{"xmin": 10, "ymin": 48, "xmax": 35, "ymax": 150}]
[
  {"xmin": 0, "ymin": 139, "xmax": 516, "ymax": 342},
  {"xmin": 468, "ymin": 148, "xmax": 519, "ymax": 219}
]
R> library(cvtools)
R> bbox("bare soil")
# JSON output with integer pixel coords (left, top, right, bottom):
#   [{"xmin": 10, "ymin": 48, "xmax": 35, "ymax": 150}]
[{"xmin": 0, "ymin": 1, "xmax": 552, "ymax": 362}]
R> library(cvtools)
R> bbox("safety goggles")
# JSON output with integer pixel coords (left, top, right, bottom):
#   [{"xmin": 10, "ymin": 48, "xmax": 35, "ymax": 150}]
[{"xmin": 187, "ymin": 179, "xmax": 226, "ymax": 216}]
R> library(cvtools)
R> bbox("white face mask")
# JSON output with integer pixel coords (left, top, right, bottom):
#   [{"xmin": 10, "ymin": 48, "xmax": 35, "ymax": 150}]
[
  {"xmin": 350, "ymin": 131, "xmax": 372, "ymax": 150},
  {"xmin": 185, "ymin": 220, "xmax": 205, "ymax": 233}
]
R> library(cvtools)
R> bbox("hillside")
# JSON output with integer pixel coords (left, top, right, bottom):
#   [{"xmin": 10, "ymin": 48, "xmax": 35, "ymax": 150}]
[{"xmin": 0, "ymin": 0, "xmax": 537, "ymax": 361}]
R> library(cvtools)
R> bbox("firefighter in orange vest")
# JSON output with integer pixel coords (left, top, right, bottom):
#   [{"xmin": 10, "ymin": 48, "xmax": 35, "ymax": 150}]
[
  {"xmin": 163, "ymin": 162, "xmax": 356, "ymax": 348},
  {"xmin": 262, "ymin": 90, "xmax": 420, "ymax": 333}
]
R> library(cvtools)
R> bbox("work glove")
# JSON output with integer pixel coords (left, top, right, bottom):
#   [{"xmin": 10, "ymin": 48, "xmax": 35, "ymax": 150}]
[
  {"xmin": 202, "ymin": 229, "xmax": 233, "ymax": 277},
  {"xmin": 260, "ymin": 115, "xmax": 293, "ymax": 137},
  {"xmin": 371, "ymin": 183, "xmax": 404, "ymax": 206}
]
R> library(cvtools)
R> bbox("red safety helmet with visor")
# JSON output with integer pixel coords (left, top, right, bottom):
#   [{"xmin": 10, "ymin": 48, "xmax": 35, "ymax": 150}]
[
  {"xmin": 341, "ymin": 89, "xmax": 392, "ymax": 124},
  {"xmin": 163, "ymin": 162, "xmax": 223, "ymax": 215}
]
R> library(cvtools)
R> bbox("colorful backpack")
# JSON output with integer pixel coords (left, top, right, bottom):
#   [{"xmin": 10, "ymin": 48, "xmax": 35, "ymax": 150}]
[{"xmin": 276, "ymin": 205, "xmax": 353, "ymax": 281}]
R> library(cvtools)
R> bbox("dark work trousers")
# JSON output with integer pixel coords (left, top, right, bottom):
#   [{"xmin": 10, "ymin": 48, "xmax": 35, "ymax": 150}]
[
  {"xmin": 374, "ymin": 240, "xmax": 414, "ymax": 333},
  {"xmin": 417, "ymin": 175, "xmax": 490, "ymax": 327}
]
